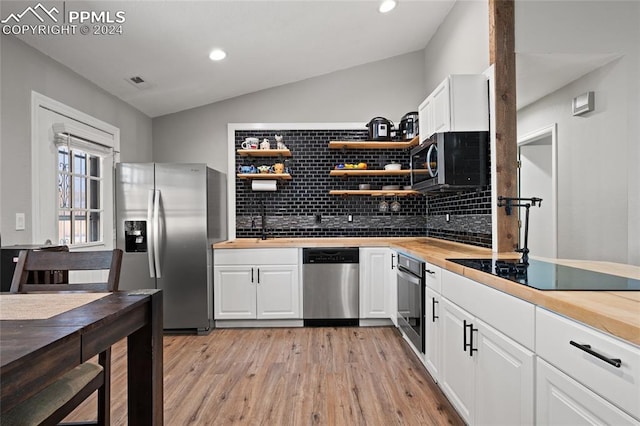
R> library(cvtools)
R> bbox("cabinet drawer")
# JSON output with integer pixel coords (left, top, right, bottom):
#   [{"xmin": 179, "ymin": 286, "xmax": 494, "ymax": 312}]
[
  {"xmin": 536, "ymin": 307, "xmax": 640, "ymax": 420},
  {"xmin": 442, "ymin": 270, "xmax": 534, "ymax": 350},
  {"xmin": 537, "ymin": 358, "xmax": 638, "ymax": 425},
  {"xmin": 214, "ymin": 248, "xmax": 299, "ymax": 265},
  {"xmin": 424, "ymin": 262, "xmax": 441, "ymax": 293}
]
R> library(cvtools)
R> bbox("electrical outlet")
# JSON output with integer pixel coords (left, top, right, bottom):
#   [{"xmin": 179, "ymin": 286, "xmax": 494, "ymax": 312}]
[
  {"xmin": 348, "ymin": 214, "xmax": 353, "ymax": 223},
  {"xmin": 445, "ymin": 213, "xmax": 451, "ymax": 223},
  {"xmin": 15, "ymin": 213, "xmax": 25, "ymax": 231}
]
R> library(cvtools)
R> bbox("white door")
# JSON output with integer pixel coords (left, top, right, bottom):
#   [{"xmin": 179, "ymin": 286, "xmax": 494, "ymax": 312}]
[
  {"xmin": 474, "ymin": 318, "xmax": 535, "ymax": 426},
  {"xmin": 389, "ymin": 250, "xmax": 398, "ymax": 326},
  {"xmin": 439, "ymin": 298, "xmax": 475, "ymax": 424},
  {"xmin": 518, "ymin": 125, "xmax": 557, "ymax": 258},
  {"xmin": 432, "ymin": 78, "xmax": 451, "ymax": 134},
  {"xmin": 256, "ymin": 265, "xmax": 299, "ymax": 319},
  {"xmin": 359, "ymin": 248, "xmax": 390, "ymax": 318},
  {"xmin": 536, "ymin": 358, "xmax": 637, "ymax": 425},
  {"xmin": 424, "ymin": 287, "xmax": 441, "ymax": 382},
  {"xmin": 214, "ymin": 265, "xmax": 256, "ymax": 320}
]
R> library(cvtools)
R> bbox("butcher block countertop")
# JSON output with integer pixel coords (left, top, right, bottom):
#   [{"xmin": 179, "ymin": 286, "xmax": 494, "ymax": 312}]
[{"xmin": 214, "ymin": 237, "xmax": 640, "ymax": 346}]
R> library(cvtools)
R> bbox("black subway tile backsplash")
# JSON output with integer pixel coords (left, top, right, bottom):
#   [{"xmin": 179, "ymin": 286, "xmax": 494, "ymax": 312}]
[{"xmin": 234, "ymin": 129, "xmax": 492, "ymax": 247}]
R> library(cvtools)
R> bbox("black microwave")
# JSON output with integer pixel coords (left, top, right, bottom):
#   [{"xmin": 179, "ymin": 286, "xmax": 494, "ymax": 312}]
[{"xmin": 410, "ymin": 131, "xmax": 489, "ymax": 193}]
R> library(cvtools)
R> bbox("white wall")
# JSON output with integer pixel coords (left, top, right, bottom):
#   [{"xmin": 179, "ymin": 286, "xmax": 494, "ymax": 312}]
[
  {"xmin": 0, "ymin": 35, "xmax": 153, "ymax": 245},
  {"xmin": 422, "ymin": 0, "xmax": 490, "ymax": 94},
  {"xmin": 152, "ymin": 50, "xmax": 426, "ymax": 172},
  {"xmin": 516, "ymin": 1, "xmax": 639, "ymax": 265}
]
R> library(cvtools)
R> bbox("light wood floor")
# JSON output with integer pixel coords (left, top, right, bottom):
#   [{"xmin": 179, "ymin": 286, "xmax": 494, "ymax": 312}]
[{"xmin": 66, "ymin": 327, "xmax": 463, "ymax": 425}]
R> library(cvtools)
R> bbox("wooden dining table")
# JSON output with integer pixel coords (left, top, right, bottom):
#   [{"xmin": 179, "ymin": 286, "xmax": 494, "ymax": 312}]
[{"xmin": 0, "ymin": 290, "xmax": 163, "ymax": 424}]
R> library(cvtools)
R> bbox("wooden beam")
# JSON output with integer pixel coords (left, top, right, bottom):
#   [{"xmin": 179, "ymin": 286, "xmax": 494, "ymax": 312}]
[{"xmin": 489, "ymin": 0, "xmax": 519, "ymax": 252}]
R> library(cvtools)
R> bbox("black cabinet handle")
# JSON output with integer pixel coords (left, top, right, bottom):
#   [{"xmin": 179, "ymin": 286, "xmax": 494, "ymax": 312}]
[
  {"xmin": 463, "ymin": 320, "xmax": 478, "ymax": 356},
  {"xmin": 257, "ymin": 268, "xmax": 260, "ymax": 284},
  {"xmin": 391, "ymin": 254, "xmax": 396, "ymax": 269},
  {"xmin": 569, "ymin": 341, "xmax": 622, "ymax": 368},
  {"xmin": 432, "ymin": 297, "xmax": 439, "ymax": 322},
  {"xmin": 251, "ymin": 267, "xmax": 254, "ymax": 283},
  {"xmin": 463, "ymin": 319, "xmax": 469, "ymax": 352},
  {"xmin": 426, "ymin": 269, "xmax": 436, "ymax": 275}
]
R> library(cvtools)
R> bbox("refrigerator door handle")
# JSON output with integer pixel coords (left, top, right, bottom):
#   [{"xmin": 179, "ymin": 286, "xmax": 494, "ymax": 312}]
[
  {"xmin": 147, "ymin": 189, "xmax": 156, "ymax": 278},
  {"xmin": 153, "ymin": 189, "xmax": 162, "ymax": 278}
]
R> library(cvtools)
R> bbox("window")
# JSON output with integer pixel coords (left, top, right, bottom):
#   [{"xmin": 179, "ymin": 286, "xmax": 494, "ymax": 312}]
[{"xmin": 55, "ymin": 132, "xmax": 111, "ymax": 246}]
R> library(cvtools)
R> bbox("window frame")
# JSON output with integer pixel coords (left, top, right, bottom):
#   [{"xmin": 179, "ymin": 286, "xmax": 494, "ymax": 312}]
[{"xmin": 56, "ymin": 140, "xmax": 105, "ymax": 247}]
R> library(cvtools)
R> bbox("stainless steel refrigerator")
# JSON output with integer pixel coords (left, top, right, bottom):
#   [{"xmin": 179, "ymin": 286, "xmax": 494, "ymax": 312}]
[{"xmin": 115, "ymin": 163, "xmax": 227, "ymax": 332}]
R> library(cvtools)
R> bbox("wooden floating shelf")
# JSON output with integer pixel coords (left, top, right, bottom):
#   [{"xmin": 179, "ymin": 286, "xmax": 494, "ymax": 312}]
[
  {"xmin": 328, "ymin": 136, "xmax": 420, "ymax": 150},
  {"xmin": 329, "ymin": 190, "xmax": 421, "ymax": 197},
  {"xmin": 237, "ymin": 173, "xmax": 292, "ymax": 180},
  {"xmin": 237, "ymin": 149, "xmax": 292, "ymax": 157},
  {"xmin": 329, "ymin": 169, "xmax": 412, "ymax": 177}
]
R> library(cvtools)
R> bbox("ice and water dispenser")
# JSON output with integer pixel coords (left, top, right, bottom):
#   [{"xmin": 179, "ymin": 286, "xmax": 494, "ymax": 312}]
[{"xmin": 124, "ymin": 221, "xmax": 147, "ymax": 252}]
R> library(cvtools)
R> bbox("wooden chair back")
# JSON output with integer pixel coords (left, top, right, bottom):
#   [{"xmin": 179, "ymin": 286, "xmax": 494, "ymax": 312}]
[{"xmin": 10, "ymin": 249, "xmax": 123, "ymax": 293}]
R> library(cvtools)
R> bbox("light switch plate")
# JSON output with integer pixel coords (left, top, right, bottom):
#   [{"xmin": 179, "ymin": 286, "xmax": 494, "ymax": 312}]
[{"xmin": 15, "ymin": 213, "xmax": 25, "ymax": 231}]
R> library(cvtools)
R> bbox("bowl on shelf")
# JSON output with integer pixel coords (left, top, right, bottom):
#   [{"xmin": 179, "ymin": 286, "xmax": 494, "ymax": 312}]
[
  {"xmin": 381, "ymin": 185, "xmax": 401, "ymax": 191},
  {"xmin": 358, "ymin": 184, "xmax": 371, "ymax": 190},
  {"xmin": 403, "ymin": 185, "xmax": 412, "ymax": 190},
  {"xmin": 384, "ymin": 163, "xmax": 401, "ymax": 171}
]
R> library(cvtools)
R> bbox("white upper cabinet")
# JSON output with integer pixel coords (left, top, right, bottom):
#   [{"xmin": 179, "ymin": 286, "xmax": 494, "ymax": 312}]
[{"xmin": 419, "ymin": 74, "xmax": 489, "ymax": 141}]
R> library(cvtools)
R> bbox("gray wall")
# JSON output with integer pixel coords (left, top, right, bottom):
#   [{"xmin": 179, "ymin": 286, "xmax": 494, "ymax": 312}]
[
  {"xmin": 516, "ymin": 0, "xmax": 639, "ymax": 265},
  {"xmin": 152, "ymin": 50, "xmax": 426, "ymax": 172},
  {"xmin": 0, "ymin": 35, "xmax": 153, "ymax": 245},
  {"xmin": 422, "ymin": 0, "xmax": 490, "ymax": 94}
]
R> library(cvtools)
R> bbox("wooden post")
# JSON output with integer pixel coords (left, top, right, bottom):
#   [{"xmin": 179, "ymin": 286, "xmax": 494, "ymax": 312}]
[{"xmin": 489, "ymin": 0, "xmax": 519, "ymax": 252}]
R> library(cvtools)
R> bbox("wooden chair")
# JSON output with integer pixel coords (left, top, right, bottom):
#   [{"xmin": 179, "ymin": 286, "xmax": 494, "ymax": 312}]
[
  {"xmin": 10, "ymin": 249, "xmax": 123, "ymax": 293},
  {"xmin": 2, "ymin": 249, "xmax": 123, "ymax": 426}
]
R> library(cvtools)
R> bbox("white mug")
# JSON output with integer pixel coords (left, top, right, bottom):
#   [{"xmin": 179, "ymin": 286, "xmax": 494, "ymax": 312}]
[{"xmin": 241, "ymin": 140, "xmax": 257, "ymax": 149}]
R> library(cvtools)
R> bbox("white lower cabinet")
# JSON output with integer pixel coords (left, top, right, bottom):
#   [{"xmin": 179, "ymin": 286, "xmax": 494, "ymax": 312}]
[
  {"xmin": 424, "ymin": 286, "xmax": 441, "ymax": 382},
  {"xmin": 214, "ymin": 265, "xmax": 256, "ymax": 319},
  {"xmin": 359, "ymin": 247, "xmax": 393, "ymax": 319},
  {"xmin": 439, "ymin": 297, "xmax": 535, "ymax": 425},
  {"xmin": 214, "ymin": 249, "xmax": 300, "ymax": 320},
  {"xmin": 536, "ymin": 307, "xmax": 640, "ymax": 422},
  {"xmin": 214, "ymin": 264, "xmax": 299, "ymax": 319},
  {"xmin": 537, "ymin": 358, "xmax": 638, "ymax": 425}
]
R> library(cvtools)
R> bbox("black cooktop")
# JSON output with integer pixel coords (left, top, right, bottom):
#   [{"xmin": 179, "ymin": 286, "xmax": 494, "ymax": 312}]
[{"xmin": 447, "ymin": 258, "xmax": 640, "ymax": 291}]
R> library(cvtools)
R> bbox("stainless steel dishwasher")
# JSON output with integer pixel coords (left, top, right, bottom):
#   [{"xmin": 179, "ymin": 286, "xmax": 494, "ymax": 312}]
[{"xmin": 303, "ymin": 248, "xmax": 359, "ymax": 326}]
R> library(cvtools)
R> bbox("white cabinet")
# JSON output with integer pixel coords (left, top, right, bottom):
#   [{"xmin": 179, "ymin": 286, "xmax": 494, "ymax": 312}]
[
  {"xmin": 424, "ymin": 262, "xmax": 442, "ymax": 382},
  {"xmin": 214, "ymin": 249, "xmax": 300, "ymax": 320},
  {"xmin": 424, "ymin": 287, "xmax": 441, "ymax": 381},
  {"xmin": 390, "ymin": 250, "xmax": 398, "ymax": 326},
  {"xmin": 419, "ymin": 74, "xmax": 489, "ymax": 141},
  {"xmin": 537, "ymin": 358, "xmax": 638, "ymax": 425},
  {"xmin": 359, "ymin": 247, "xmax": 394, "ymax": 319},
  {"xmin": 214, "ymin": 266, "xmax": 256, "ymax": 319},
  {"xmin": 439, "ymin": 271, "xmax": 535, "ymax": 425},
  {"xmin": 440, "ymin": 298, "xmax": 475, "ymax": 422},
  {"xmin": 536, "ymin": 307, "xmax": 640, "ymax": 422}
]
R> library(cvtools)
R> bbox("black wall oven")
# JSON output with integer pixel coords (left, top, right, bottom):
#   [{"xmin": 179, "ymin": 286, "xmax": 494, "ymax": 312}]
[
  {"xmin": 411, "ymin": 131, "xmax": 489, "ymax": 192},
  {"xmin": 397, "ymin": 254, "xmax": 425, "ymax": 353}
]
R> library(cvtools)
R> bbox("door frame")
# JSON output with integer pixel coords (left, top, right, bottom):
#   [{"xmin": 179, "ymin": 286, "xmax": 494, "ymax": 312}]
[{"xmin": 517, "ymin": 123, "xmax": 557, "ymax": 258}]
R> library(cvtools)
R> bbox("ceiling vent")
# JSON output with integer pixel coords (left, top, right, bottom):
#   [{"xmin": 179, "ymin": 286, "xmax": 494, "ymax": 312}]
[{"xmin": 125, "ymin": 75, "xmax": 152, "ymax": 90}]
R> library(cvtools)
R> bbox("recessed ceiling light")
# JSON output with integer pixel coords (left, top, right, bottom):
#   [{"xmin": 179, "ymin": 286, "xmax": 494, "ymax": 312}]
[
  {"xmin": 379, "ymin": 0, "xmax": 397, "ymax": 13},
  {"xmin": 209, "ymin": 49, "xmax": 226, "ymax": 61}
]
